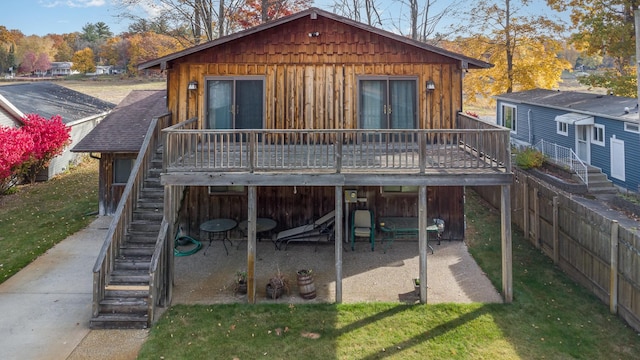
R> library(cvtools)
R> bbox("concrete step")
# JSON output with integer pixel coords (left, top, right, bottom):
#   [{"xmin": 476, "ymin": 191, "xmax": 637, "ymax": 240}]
[{"xmin": 588, "ymin": 186, "xmax": 618, "ymax": 194}]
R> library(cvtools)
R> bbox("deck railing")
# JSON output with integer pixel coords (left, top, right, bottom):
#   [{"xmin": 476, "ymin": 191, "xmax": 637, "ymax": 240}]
[
  {"xmin": 92, "ymin": 112, "xmax": 171, "ymax": 325},
  {"xmin": 163, "ymin": 114, "xmax": 511, "ymax": 174}
]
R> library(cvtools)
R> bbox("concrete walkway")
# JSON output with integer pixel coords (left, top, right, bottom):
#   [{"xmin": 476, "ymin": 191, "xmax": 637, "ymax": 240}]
[{"xmin": 0, "ymin": 215, "xmax": 145, "ymax": 360}]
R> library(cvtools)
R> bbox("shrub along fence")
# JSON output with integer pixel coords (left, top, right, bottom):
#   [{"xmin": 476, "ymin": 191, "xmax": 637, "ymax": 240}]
[{"xmin": 474, "ymin": 168, "xmax": 640, "ymax": 332}]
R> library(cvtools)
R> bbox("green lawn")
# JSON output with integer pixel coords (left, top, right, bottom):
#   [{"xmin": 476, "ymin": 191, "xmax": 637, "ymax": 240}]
[
  {"xmin": 0, "ymin": 158, "xmax": 98, "ymax": 283},
  {"xmin": 138, "ymin": 191, "xmax": 639, "ymax": 359}
]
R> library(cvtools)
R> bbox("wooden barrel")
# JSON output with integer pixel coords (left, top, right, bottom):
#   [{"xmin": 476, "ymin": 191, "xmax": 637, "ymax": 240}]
[{"xmin": 297, "ymin": 271, "xmax": 316, "ymax": 299}]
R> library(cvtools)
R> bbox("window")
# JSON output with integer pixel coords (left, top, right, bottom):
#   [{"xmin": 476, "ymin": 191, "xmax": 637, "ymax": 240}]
[
  {"xmin": 206, "ymin": 77, "xmax": 264, "ymax": 129},
  {"xmin": 624, "ymin": 122, "xmax": 640, "ymax": 134},
  {"xmin": 557, "ymin": 121, "xmax": 568, "ymax": 136},
  {"xmin": 208, "ymin": 186, "xmax": 245, "ymax": 195},
  {"xmin": 359, "ymin": 77, "xmax": 417, "ymax": 129},
  {"xmin": 113, "ymin": 158, "xmax": 133, "ymax": 184},
  {"xmin": 500, "ymin": 104, "xmax": 516, "ymax": 132},
  {"xmin": 592, "ymin": 124, "xmax": 605, "ymax": 146},
  {"xmin": 382, "ymin": 186, "xmax": 418, "ymax": 194}
]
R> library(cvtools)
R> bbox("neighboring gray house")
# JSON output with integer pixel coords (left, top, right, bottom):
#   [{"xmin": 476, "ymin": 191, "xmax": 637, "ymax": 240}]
[
  {"xmin": 0, "ymin": 82, "xmax": 116, "ymax": 180},
  {"xmin": 495, "ymin": 89, "xmax": 640, "ymax": 192}
]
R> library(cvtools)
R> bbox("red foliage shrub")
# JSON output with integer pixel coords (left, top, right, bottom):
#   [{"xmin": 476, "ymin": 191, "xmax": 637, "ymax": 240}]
[
  {"xmin": 0, "ymin": 126, "xmax": 34, "ymax": 193},
  {"xmin": 19, "ymin": 114, "xmax": 71, "ymax": 183}
]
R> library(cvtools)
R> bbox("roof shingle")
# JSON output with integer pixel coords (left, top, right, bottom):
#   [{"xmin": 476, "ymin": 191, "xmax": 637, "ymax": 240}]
[{"xmin": 72, "ymin": 90, "xmax": 167, "ymax": 153}]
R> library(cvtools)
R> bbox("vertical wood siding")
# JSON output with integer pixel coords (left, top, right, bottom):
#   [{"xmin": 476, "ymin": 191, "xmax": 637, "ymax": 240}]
[
  {"xmin": 169, "ymin": 62, "xmax": 460, "ymax": 131},
  {"xmin": 181, "ymin": 186, "xmax": 464, "ymax": 241}
]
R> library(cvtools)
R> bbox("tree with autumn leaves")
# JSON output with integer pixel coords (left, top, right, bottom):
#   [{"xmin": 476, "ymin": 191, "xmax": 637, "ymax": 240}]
[
  {"xmin": 546, "ymin": 0, "xmax": 638, "ymax": 97},
  {"xmin": 452, "ymin": 0, "xmax": 572, "ymax": 107},
  {"xmin": 0, "ymin": 114, "xmax": 71, "ymax": 194}
]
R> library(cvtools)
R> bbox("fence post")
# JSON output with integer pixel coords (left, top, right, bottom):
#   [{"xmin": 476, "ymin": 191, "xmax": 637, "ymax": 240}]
[
  {"xmin": 533, "ymin": 187, "xmax": 540, "ymax": 248},
  {"xmin": 523, "ymin": 175, "xmax": 529, "ymax": 241},
  {"xmin": 610, "ymin": 220, "xmax": 619, "ymax": 314},
  {"xmin": 336, "ymin": 131, "xmax": 342, "ymax": 173},
  {"xmin": 553, "ymin": 196, "xmax": 559, "ymax": 264}
]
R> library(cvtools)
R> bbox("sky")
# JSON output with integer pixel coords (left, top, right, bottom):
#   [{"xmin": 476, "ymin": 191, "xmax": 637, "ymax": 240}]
[
  {"xmin": 0, "ymin": 0, "xmax": 136, "ymax": 36},
  {"xmin": 0, "ymin": 0, "xmax": 569, "ymax": 37}
]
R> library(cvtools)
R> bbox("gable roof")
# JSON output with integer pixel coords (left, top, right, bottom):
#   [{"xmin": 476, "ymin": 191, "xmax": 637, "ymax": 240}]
[
  {"xmin": 0, "ymin": 82, "xmax": 115, "ymax": 124},
  {"xmin": 495, "ymin": 88, "xmax": 640, "ymax": 122},
  {"xmin": 139, "ymin": 7, "xmax": 491, "ymax": 71},
  {"xmin": 72, "ymin": 90, "xmax": 167, "ymax": 153}
]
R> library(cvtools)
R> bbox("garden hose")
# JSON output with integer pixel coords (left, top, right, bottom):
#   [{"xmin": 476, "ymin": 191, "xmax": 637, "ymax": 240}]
[{"xmin": 174, "ymin": 233, "xmax": 202, "ymax": 257}]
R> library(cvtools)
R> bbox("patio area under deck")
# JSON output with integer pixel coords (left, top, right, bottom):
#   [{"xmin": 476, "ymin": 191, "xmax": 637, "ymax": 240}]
[{"xmin": 159, "ymin": 115, "xmax": 514, "ymax": 304}]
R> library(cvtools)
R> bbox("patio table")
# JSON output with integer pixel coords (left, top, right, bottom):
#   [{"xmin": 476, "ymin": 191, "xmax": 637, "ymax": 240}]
[
  {"xmin": 238, "ymin": 218, "xmax": 278, "ymax": 247},
  {"xmin": 200, "ymin": 218, "xmax": 237, "ymax": 255}
]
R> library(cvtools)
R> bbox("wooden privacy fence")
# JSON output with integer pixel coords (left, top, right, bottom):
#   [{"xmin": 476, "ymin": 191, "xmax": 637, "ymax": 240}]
[{"xmin": 474, "ymin": 168, "xmax": 640, "ymax": 332}]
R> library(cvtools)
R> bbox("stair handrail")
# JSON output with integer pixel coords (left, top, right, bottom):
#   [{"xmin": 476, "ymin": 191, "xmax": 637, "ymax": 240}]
[
  {"xmin": 91, "ymin": 112, "xmax": 171, "ymax": 321},
  {"xmin": 533, "ymin": 139, "xmax": 588, "ymax": 186}
]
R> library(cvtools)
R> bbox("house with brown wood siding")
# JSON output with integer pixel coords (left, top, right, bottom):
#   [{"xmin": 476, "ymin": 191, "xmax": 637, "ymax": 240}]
[{"xmin": 89, "ymin": 8, "xmax": 514, "ymax": 329}]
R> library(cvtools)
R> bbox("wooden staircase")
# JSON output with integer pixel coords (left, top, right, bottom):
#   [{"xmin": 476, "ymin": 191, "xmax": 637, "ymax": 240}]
[{"xmin": 90, "ymin": 155, "xmax": 164, "ymax": 329}]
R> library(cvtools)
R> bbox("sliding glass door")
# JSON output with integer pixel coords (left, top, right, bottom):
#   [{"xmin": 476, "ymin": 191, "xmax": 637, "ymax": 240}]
[
  {"xmin": 206, "ymin": 77, "xmax": 264, "ymax": 129},
  {"xmin": 359, "ymin": 77, "xmax": 417, "ymax": 130}
]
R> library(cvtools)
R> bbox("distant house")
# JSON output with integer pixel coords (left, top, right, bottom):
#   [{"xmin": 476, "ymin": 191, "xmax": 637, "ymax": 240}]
[
  {"xmin": 72, "ymin": 90, "xmax": 168, "ymax": 215},
  {"xmin": 495, "ymin": 89, "xmax": 640, "ymax": 192},
  {"xmin": 87, "ymin": 65, "xmax": 114, "ymax": 76},
  {"xmin": 0, "ymin": 82, "xmax": 116, "ymax": 180},
  {"xmin": 49, "ymin": 62, "xmax": 79, "ymax": 76}
]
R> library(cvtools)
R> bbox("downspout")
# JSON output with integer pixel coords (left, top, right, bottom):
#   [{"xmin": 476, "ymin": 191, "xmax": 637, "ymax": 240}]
[{"xmin": 528, "ymin": 109, "xmax": 532, "ymax": 144}]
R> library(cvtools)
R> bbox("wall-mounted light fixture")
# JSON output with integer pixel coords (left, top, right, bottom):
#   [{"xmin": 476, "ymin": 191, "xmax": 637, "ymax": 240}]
[
  {"xmin": 426, "ymin": 80, "xmax": 436, "ymax": 92},
  {"xmin": 188, "ymin": 81, "xmax": 198, "ymax": 90},
  {"xmin": 308, "ymin": 31, "xmax": 320, "ymax": 37}
]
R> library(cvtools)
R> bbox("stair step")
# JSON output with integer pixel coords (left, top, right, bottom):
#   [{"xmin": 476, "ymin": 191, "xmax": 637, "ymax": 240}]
[
  {"xmin": 121, "ymin": 246, "xmax": 155, "ymax": 257},
  {"xmin": 129, "ymin": 220, "xmax": 162, "ymax": 232},
  {"xmin": 144, "ymin": 178, "xmax": 162, "ymax": 188},
  {"xmin": 110, "ymin": 273, "xmax": 151, "ymax": 284},
  {"xmin": 142, "ymin": 187, "xmax": 163, "ymax": 195},
  {"xmin": 117, "ymin": 252, "xmax": 153, "ymax": 261},
  {"xmin": 133, "ymin": 210, "xmax": 163, "ymax": 221},
  {"xmin": 137, "ymin": 202, "xmax": 164, "ymax": 211},
  {"xmin": 90, "ymin": 313, "xmax": 149, "ymax": 329},
  {"xmin": 99, "ymin": 298, "xmax": 149, "ymax": 314},
  {"xmin": 105, "ymin": 288, "xmax": 149, "ymax": 299},
  {"xmin": 115, "ymin": 259, "xmax": 151, "ymax": 270},
  {"xmin": 588, "ymin": 186, "xmax": 618, "ymax": 194}
]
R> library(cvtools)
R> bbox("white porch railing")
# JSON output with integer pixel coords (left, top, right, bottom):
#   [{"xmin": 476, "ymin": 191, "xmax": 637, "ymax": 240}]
[{"xmin": 533, "ymin": 139, "xmax": 588, "ymax": 186}]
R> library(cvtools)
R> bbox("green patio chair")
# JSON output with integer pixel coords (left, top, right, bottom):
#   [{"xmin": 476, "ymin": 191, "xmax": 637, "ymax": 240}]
[{"xmin": 351, "ymin": 209, "xmax": 375, "ymax": 251}]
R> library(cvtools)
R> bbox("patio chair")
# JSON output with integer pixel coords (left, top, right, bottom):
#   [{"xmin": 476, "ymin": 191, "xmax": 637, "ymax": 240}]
[
  {"xmin": 275, "ymin": 210, "xmax": 336, "ymax": 250},
  {"xmin": 351, "ymin": 209, "xmax": 375, "ymax": 251}
]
